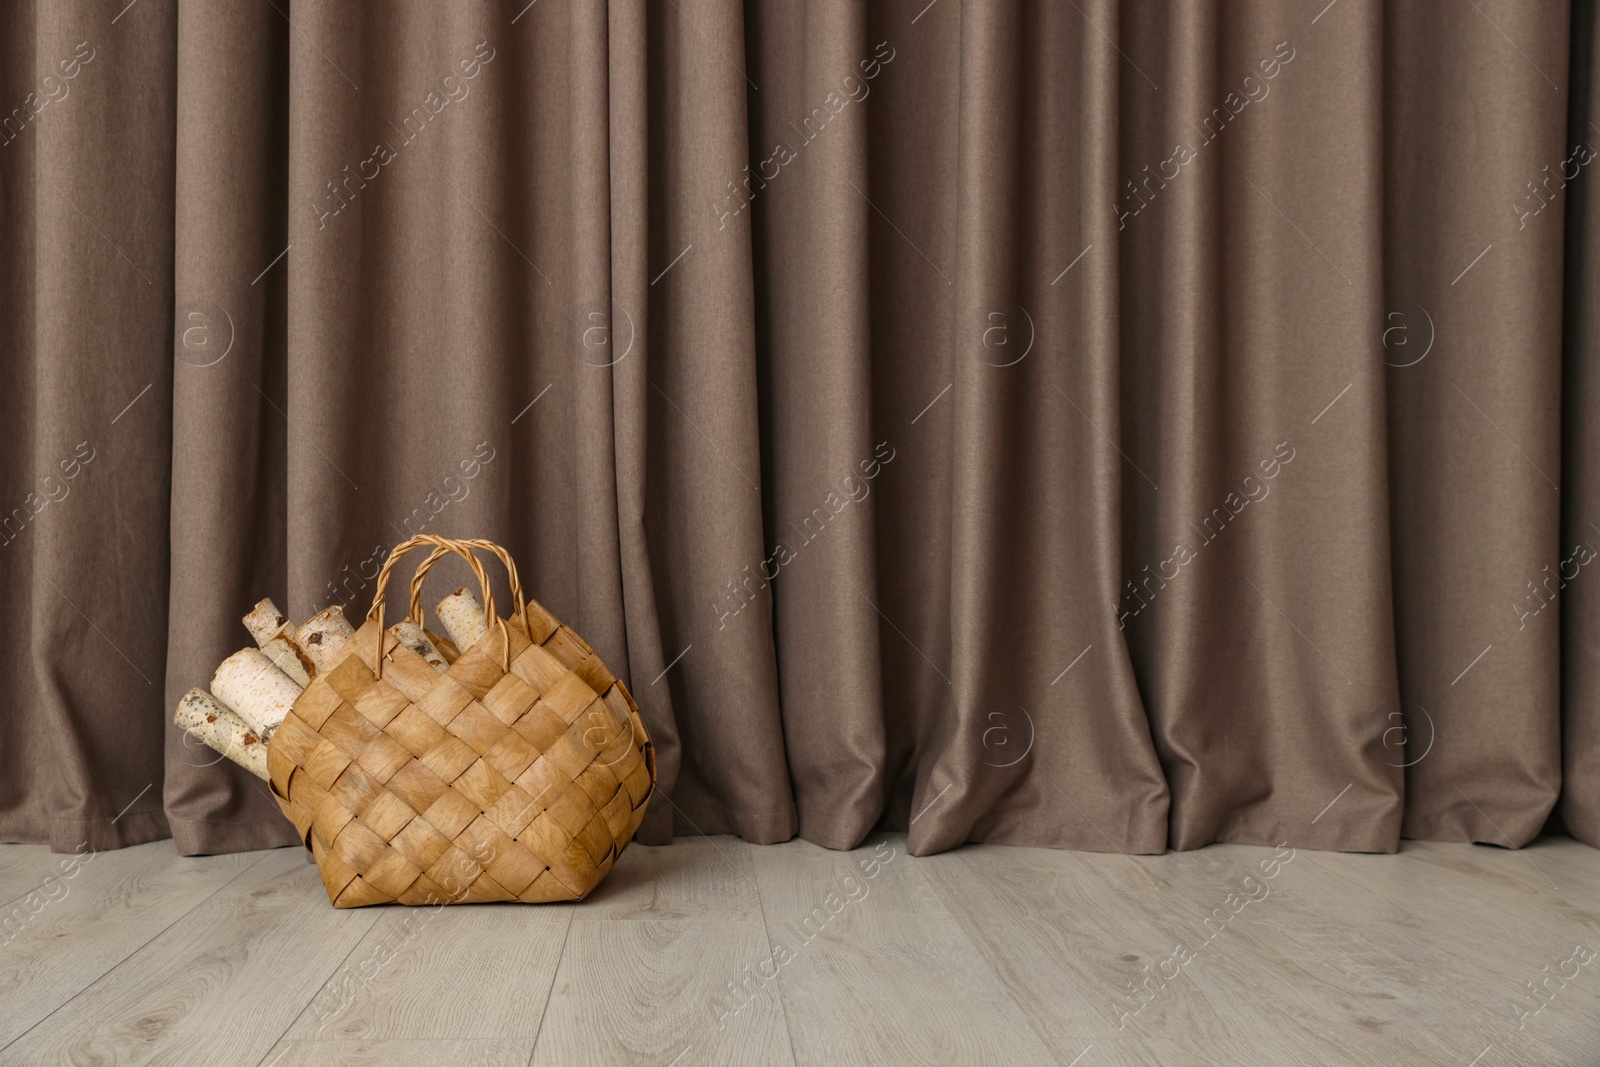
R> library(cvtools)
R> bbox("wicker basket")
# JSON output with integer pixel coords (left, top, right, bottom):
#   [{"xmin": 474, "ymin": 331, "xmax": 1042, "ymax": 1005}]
[{"xmin": 266, "ymin": 535, "xmax": 656, "ymax": 907}]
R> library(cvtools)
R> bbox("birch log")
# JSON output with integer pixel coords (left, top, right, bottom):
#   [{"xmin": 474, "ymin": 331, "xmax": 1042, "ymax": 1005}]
[
  {"xmin": 242, "ymin": 597, "xmax": 312, "ymax": 685},
  {"xmin": 258, "ymin": 634, "xmax": 311, "ymax": 686},
  {"xmin": 437, "ymin": 588, "xmax": 488, "ymax": 652},
  {"xmin": 243, "ymin": 598, "xmax": 291, "ymax": 646},
  {"xmin": 173, "ymin": 688, "xmax": 269, "ymax": 781},
  {"xmin": 393, "ymin": 621, "xmax": 449, "ymax": 673},
  {"xmin": 211, "ymin": 648, "xmax": 302, "ymax": 738},
  {"xmin": 296, "ymin": 605, "xmax": 355, "ymax": 675}
]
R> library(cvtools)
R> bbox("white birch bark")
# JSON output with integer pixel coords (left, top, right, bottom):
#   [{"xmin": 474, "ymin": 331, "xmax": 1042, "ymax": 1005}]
[
  {"xmin": 243, "ymin": 598, "xmax": 291, "ymax": 646},
  {"xmin": 173, "ymin": 688, "xmax": 270, "ymax": 781},
  {"xmin": 211, "ymin": 648, "xmax": 303, "ymax": 738},
  {"xmin": 242, "ymin": 597, "xmax": 312, "ymax": 684},
  {"xmin": 295, "ymin": 605, "xmax": 356, "ymax": 675},
  {"xmin": 259, "ymin": 634, "xmax": 312, "ymax": 686},
  {"xmin": 436, "ymin": 588, "xmax": 488, "ymax": 652},
  {"xmin": 393, "ymin": 621, "xmax": 449, "ymax": 673}
]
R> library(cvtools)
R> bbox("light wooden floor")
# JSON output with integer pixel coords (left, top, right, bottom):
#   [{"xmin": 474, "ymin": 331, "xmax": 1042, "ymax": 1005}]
[{"xmin": 1, "ymin": 833, "xmax": 1597, "ymax": 1066}]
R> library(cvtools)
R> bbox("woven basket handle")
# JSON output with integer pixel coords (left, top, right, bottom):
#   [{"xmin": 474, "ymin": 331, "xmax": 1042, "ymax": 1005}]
[
  {"xmin": 367, "ymin": 535, "xmax": 516, "ymax": 680},
  {"xmin": 406, "ymin": 538, "xmax": 526, "ymax": 626}
]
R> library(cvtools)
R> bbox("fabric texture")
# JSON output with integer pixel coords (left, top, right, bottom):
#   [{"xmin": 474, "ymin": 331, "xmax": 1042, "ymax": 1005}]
[{"xmin": 1, "ymin": 0, "xmax": 1596, "ymax": 858}]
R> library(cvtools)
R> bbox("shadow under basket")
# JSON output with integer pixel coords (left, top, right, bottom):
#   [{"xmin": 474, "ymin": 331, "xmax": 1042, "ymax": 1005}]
[{"xmin": 266, "ymin": 535, "xmax": 656, "ymax": 908}]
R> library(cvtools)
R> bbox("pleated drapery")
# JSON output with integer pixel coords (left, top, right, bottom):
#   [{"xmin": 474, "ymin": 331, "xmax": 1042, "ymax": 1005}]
[{"xmin": 2, "ymin": 0, "xmax": 1597, "ymax": 859}]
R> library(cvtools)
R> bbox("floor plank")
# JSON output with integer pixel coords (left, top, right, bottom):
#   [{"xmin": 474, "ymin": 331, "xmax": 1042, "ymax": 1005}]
[
  {"xmin": 257, "ymin": 1038, "xmax": 531, "ymax": 1066},
  {"xmin": 0, "ymin": 842, "xmax": 260, "ymax": 1047},
  {"xmin": 925, "ymin": 841, "xmax": 1354, "ymax": 1057},
  {"xmin": 1283, "ymin": 841, "xmax": 1600, "ymax": 1066},
  {"xmin": 0, "ymin": 847, "xmax": 379, "ymax": 1066},
  {"xmin": 0, "ymin": 845, "xmax": 75, "ymax": 911},
  {"xmin": 527, "ymin": 838, "xmax": 785, "ymax": 1064},
  {"xmin": 750, "ymin": 834, "xmax": 1061, "ymax": 1066},
  {"xmin": 279, "ymin": 903, "xmax": 570, "ymax": 1042},
  {"xmin": 575, "ymin": 837, "xmax": 763, "ymax": 922},
  {"xmin": 530, "ymin": 918, "xmax": 796, "ymax": 1066},
  {"xmin": 1, "ymin": 833, "xmax": 1598, "ymax": 1066}
]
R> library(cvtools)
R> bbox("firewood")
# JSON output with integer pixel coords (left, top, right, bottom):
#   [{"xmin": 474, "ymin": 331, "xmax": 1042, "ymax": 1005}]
[
  {"xmin": 437, "ymin": 587, "xmax": 488, "ymax": 651},
  {"xmin": 173, "ymin": 688, "xmax": 269, "ymax": 781},
  {"xmin": 259, "ymin": 634, "xmax": 311, "ymax": 686},
  {"xmin": 243, "ymin": 597, "xmax": 291, "ymax": 646},
  {"xmin": 242, "ymin": 596, "xmax": 312, "ymax": 685},
  {"xmin": 393, "ymin": 621, "xmax": 449, "ymax": 673},
  {"xmin": 296, "ymin": 605, "xmax": 355, "ymax": 675},
  {"xmin": 211, "ymin": 648, "xmax": 302, "ymax": 738}
]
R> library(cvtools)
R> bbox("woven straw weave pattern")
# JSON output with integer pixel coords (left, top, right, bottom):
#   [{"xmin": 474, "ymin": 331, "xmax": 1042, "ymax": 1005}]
[{"xmin": 266, "ymin": 543, "xmax": 655, "ymax": 908}]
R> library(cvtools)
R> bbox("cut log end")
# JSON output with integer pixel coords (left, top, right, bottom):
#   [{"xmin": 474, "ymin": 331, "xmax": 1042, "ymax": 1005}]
[
  {"xmin": 174, "ymin": 688, "xmax": 269, "ymax": 781},
  {"xmin": 243, "ymin": 597, "xmax": 292, "ymax": 647},
  {"xmin": 243, "ymin": 597, "xmax": 313, "ymax": 684},
  {"xmin": 437, "ymin": 587, "xmax": 488, "ymax": 653}
]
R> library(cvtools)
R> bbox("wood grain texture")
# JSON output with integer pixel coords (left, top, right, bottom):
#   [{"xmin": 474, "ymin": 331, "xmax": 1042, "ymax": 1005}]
[
  {"xmin": 0, "ymin": 834, "xmax": 1596, "ymax": 1066},
  {"xmin": 0, "ymin": 845, "xmax": 74, "ymax": 907},
  {"xmin": 920, "ymin": 840, "xmax": 1309, "ymax": 1047},
  {"xmin": 531, "ymin": 918, "xmax": 796, "ymax": 1067},
  {"xmin": 0, "ymin": 843, "xmax": 259, "ymax": 1047},
  {"xmin": 0, "ymin": 848, "xmax": 380, "ymax": 1066},
  {"xmin": 925, "ymin": 838, "xmax": 1600, "ymax": 1067},
  {"xmin": 575, "ymin": 837, "xmax": 763, "ymax": 921},
  {"xmin": 1288, "ymin": 840, "xmax": 1600, "ymax": 1066},
  {"xmin": 280, "ymin": 904, "xmax": 569, "ymax": 1041},
  {"xmin": 257, "ymin": 1038, "xmax": 531, "ymax": 1066},
  {"xmin": 750, "ymin": 835, "xmax": 1061, "ymax": 1066}
]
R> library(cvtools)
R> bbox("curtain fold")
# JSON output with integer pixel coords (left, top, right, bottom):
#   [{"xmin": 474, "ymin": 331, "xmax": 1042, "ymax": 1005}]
[
  {"xmin": 1564, "ymin": 0, "xmax": 1600, "ymax": 846},
  {"xmin": 2, "ymin": 0, "xmax": 1597, "ymax": 859},
  {"xmin": 1382, "ymin": 0, "xmax": 1570, "ymax": 845}
]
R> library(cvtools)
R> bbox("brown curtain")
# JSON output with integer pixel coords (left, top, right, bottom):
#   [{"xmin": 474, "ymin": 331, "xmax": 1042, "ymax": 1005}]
[{"xmin": 2, "ymin": 0, "xmax": 1597, "ymax": 859}]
